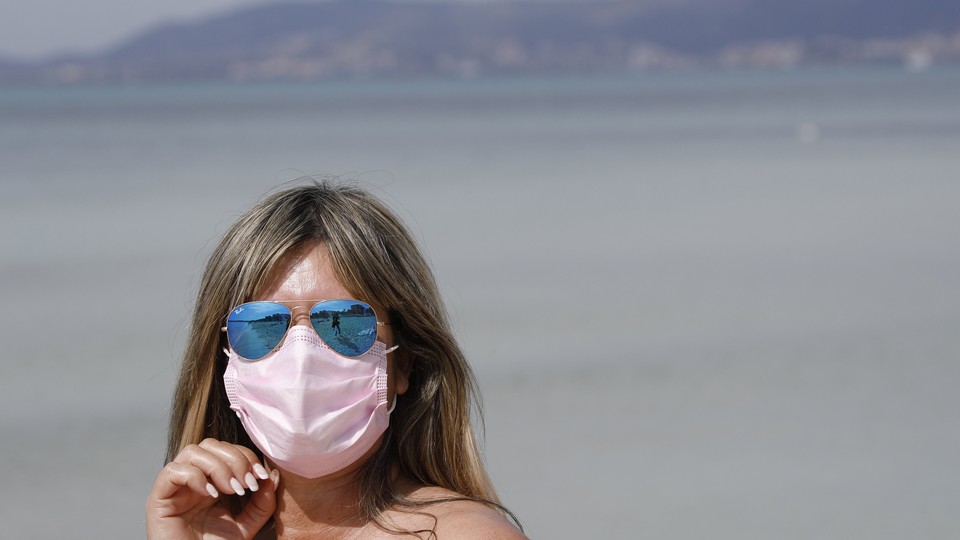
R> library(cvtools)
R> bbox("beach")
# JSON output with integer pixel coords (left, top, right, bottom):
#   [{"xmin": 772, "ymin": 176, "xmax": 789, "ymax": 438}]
[{"xmin": 1, "ymin": 68, "xmax": 959, "ymax": 538}]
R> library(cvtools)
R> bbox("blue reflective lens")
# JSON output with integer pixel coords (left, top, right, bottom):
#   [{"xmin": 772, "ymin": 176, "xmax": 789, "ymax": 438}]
[
  {"xmin": 227, "ymin": 300, "xmax": 381, "ymax": 360},
  {"xmin": 226, "ymin": 302, "xmax": 291, "ymax": 360},
  {"xmin": 310, "ymin": 300, "xmax": 378, "ymax": 358}
]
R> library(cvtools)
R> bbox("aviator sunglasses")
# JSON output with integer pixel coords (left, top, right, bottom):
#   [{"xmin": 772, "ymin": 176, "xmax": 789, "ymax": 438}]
[{"xmin": 223, "ymin": 299, "xmax": 389, "ymax": 360}]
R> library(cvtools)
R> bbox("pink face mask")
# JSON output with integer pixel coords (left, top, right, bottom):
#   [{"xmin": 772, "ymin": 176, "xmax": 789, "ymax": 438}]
[{"xmin": 223, "ymin": 325, "xmax": 397, "ymax": 478}]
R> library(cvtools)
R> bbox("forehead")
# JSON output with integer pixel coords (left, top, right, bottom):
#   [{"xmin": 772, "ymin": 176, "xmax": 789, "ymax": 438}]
[{"xmin": 255, "ymin": 242, "xmax": 353, "ymax": 302}]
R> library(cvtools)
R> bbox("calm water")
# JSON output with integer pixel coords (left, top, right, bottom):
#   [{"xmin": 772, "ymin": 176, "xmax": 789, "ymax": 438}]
[{"xmin": 1, "ymin": 68, "xmax": 959, "ymax": 538}]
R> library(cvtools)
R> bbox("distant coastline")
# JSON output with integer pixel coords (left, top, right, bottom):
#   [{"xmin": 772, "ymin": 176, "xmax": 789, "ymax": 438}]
[{"xmin": 1, "ymin": 0, "xmax": 958, "ymax": 85}]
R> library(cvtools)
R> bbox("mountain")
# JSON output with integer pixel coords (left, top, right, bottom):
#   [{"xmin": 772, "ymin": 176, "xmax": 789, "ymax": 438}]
[{"xmin": 4, "ymin": 0, "xmax": 960, "ymax": 84}]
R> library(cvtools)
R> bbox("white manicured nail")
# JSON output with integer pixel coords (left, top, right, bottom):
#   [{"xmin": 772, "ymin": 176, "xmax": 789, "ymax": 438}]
[
  {"xmin": 205, "ymin": 482, "xmax": 219, "ymax": 498},
  {"xmin": 230, "ymin": 477, "xmax": 245, "ymax": 496},
  {"xmin": 253, "ymin": 463, "xmax": 269, "ymax": 480},
  {"xmin": 245, "ymin": 472, "xmax": 259, "ymax": 492}
]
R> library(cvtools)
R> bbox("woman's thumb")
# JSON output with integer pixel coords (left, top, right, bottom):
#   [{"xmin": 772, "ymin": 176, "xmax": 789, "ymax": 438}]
[{"xmin": 236, "ymin": 470, "xmax": 280, "ymax": 538}]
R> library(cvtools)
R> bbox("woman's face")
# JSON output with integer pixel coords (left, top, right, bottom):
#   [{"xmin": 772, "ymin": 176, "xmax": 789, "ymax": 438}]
[{"xmin": 254, "ymin": 240, "xmax": 409, "ymax": 403}]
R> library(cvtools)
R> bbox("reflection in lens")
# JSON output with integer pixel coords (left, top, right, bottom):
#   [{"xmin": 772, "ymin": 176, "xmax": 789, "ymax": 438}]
[
  {"xmin": 227, "ymin": 302, "xmax": 291, "ymax": 360},
  {"xmin": 311, "ymin": 300, "xmax": 378, "ymax": 357}
]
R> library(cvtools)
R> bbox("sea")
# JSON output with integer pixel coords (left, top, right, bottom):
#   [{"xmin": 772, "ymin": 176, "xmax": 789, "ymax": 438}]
[{"xmin": 1, "ymin": 67, "xmax": 959, "ymax": 539}]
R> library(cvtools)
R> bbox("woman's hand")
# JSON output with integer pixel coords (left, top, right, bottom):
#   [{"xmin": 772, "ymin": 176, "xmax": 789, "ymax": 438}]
[{"xmin": 146, "ymin": 439, "xmax": 279, "ymax": 540}]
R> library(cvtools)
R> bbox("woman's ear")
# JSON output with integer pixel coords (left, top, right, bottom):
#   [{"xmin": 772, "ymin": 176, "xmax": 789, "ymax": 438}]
[{"xmin": 394, "ymin": 350, "xmax": 412, "ymax": 395}]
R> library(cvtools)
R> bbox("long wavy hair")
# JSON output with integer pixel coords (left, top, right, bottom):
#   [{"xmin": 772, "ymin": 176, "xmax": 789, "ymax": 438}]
[{"xmin": 165, "ymin": 181, "xmax": 517, "ymax": 535}]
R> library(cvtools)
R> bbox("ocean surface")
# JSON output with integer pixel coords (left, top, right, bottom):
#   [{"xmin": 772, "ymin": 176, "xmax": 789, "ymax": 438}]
[{"xmin": 1, "ymin": 67, "xmax": 959, "ymax": 539}]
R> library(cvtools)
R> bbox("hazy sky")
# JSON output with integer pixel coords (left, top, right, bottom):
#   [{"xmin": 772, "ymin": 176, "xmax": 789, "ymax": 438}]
[
  {"xmin": 0, "ymin": 0, "xmax": 260, "ymax": 59},
  {"xmin": 0, "ymin": 0, "xmax": 563, "ymax": 60}
]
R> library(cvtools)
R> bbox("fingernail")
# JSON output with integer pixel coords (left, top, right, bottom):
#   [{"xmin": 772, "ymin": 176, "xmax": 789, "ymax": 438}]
[
  {"xmin": 230, "ymin": 477, "xmax": 246, "ymax": 496},
  {"xmin": 254, "ymin": 463, "xmax": 269, "ymax": 480},
  {"xmin": 205, "ymin": 482, "xmax": 219, "ymax": 498},
  {"xmin": 271, "ymin": 470, "xmax": 280, "ymax": 490},
  {"xmin": 245, "ymin": 472, "xmax": 259, "ymax": 492}
]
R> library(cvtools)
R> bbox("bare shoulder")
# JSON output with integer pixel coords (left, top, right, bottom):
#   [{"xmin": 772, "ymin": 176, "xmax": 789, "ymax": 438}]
[
  {"xmin": 382, "ymin": 485, "xmax": 527, "ymax": 539},
  {"xmin": 424, "ymin": 490, "xmax": 526, "ymax": 539}
]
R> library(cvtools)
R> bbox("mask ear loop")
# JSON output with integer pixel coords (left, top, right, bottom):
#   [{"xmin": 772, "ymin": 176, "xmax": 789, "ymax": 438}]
[
  {"xmin": 387, "ymin": 395, "xmax": 398, "ymax": 414},
  {"xmin": 385, "ymin": 343, "xmax": 400, "ymax": 414}
]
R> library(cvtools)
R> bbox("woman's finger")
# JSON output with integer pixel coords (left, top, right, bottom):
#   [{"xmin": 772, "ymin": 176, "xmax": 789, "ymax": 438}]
[
  {"xmin": 198, "ymin": 438, "xmax": 267, "ymax": 492},
  {"xmin": 235, "ymin": 469, "xmax": 281, "ymax": 538},
  {"xmin": 150, "ymin": 461, "xmax": 218, "ymax": 504},
  {"xmin": 172, "ymin": 443, "xmax": 248, "ymax": 496}
]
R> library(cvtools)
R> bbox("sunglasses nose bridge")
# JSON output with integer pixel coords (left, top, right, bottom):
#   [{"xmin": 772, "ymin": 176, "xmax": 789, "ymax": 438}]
[{"xmin": 289, "ymin": 306, "xmax": 313, "ymax": 328}]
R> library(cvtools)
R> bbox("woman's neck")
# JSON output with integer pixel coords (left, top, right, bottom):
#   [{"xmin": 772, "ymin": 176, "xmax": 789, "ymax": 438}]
[{"xmin": 272, "ymin": 465, "xmax": 369, "ymax": 539}]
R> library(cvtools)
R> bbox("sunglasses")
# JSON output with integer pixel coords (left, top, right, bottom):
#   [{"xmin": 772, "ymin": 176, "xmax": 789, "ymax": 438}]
[{"xmin": 223, "ymin": 299, "xmax": 389, "ymax": 360}]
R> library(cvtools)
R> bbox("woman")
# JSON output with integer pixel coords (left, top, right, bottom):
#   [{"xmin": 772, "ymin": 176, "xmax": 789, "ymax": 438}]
[{"xmin": 146, "ymin": 182, "xmax": 525, "ymax": 539}]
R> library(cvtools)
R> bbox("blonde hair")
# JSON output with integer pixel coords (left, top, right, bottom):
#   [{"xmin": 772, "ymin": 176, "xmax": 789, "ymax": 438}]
[{"xmin": 166, "ymin": 181, "xmax": 516, "ymax": 534}]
